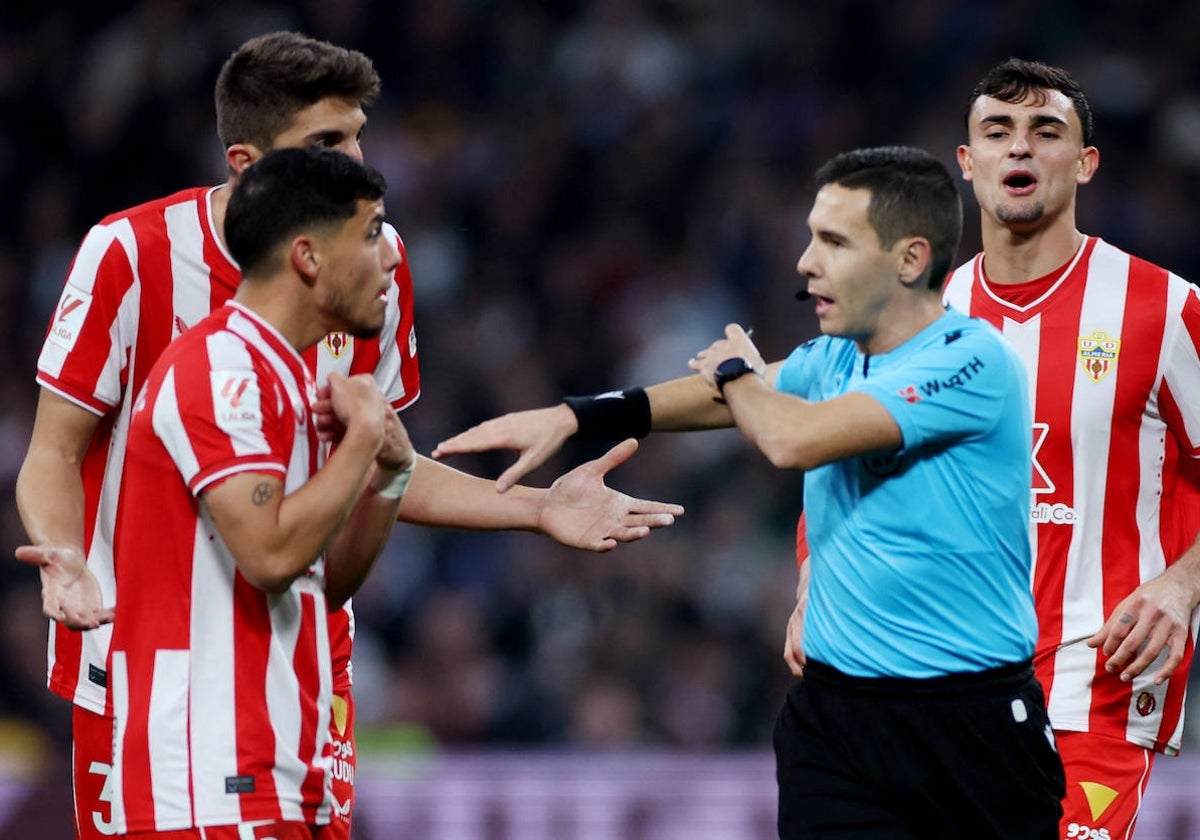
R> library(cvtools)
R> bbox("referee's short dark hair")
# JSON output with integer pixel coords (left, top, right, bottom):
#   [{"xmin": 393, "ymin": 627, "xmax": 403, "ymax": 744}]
[
  {"xmin": 815, "ymin": 146, "xmax": 963, "ymax": 290},
  {"xmin": 226, "ymin": 147, "xmax": 387, "ymax": 277}
]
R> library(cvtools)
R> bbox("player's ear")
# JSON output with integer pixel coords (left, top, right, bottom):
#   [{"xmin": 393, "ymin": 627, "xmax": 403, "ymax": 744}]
[
  {"xmin": 227, "ymin": 143, "xmax": 265, "ymax": 177},
  {"xmin": 290, "ymin": 236, "xmax": 320, "ymax": 287},
  {"xmin": 956, "ymin": 144, "xmax": 974, "ymax": 182},
  {"xmin": 1076, "ymin": 145, "xmax": 1099, "ymax": 186}
]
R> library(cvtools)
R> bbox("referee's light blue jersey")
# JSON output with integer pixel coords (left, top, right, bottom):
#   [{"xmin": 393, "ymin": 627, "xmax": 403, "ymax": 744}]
[{"xmin": 777, "ymin": 308, "xmax": 1037, "ymax": 678}]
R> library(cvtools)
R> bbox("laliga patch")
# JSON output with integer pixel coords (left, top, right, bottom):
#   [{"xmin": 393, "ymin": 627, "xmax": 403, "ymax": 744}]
[
  {"xmin": 1078, "ymin": 329, "xmax": 1120, "ymax": 383},
  {"xmin": 323, "ymin": 332, "xmax": 352, "ymax": 359},
  {"xmin": 210, "ymin": 370, "xmax": 262, "ymax": 432},
  {"xmin": 46, "ymin": 285, "xmax": 93, "ymax": 352},
  {"xmin": 408, "ymin": 325, "xmax": 418, "ymax": 358}
]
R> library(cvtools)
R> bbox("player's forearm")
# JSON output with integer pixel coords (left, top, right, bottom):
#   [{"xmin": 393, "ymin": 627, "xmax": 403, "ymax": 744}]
[
  {"xmin": 1165, "ymin": 530, "xmax": 1200, "ymax": 608},
  {"xmin": 16, "ymin": 447, "xmax": 87, "ymax": 553},
  {"xmin": 241, "ymin": 427, "xmax": 382, "ymax": 592},
  {"xmin": 397, "ymin": 454, "xmax": 542, "ymax": 531},
  {"xmin": 645, "ymin": 375, "xmax": 734, "ymax": 431},
  {"xmin": 324, "ymin": 462, "xmax": 410, "ymax": 608}
]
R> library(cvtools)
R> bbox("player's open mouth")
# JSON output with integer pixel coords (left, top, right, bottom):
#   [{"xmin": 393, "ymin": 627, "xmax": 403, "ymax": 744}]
[
  {"xmin": 1003, "ymin": 171, "xmax": 1037, "ymax": 195},
  {"xmin": 814, "ymin": 295, "xmax": 833, "ymax": 315}
]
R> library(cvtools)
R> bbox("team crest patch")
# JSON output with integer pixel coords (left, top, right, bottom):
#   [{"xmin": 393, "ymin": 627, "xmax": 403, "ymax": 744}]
[
  {"xmin": 1136, "ymin": 690, "xmax": 1157, "ymax": 717},
  {"xmin": 1078, "ymin": 329, "xmax": 1120, "ymax": 383},
  {"xmin": 324, "ymin": 332, "xmax": 352, "ymax": 359}
]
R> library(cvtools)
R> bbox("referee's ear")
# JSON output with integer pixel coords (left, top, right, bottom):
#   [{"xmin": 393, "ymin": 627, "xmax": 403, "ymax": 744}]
[{"xmin": 896, "ymin": 236, "xmax": 932, "ymax": 290}]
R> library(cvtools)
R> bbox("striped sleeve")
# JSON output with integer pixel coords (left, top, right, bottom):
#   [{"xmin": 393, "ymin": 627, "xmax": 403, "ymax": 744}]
[
  {"xmin": 152, "ymin": 333, "xmax": 289, "ymax": 496},
  {"xmin": 37, "ymin": 219, "xmax": 141, "ymax": 414}
]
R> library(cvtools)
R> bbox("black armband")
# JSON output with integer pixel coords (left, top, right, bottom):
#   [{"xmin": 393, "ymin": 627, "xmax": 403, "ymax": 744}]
[{"xmin": 564, "ymin": 387, "xmax": 652, "ymax": 440}]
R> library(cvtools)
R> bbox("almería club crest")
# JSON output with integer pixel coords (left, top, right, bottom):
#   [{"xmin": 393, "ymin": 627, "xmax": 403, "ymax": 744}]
[
  {"xmin": 323, "ymin": 332, "xmax": 352, "ymax": 359},
  {"xmin": 1078, "ymin": 329, "xmax": 1120, "ymax": 383}
]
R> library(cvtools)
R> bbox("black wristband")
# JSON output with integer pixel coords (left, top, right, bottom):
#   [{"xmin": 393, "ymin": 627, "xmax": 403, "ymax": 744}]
[{"xmin": 564, "ymin": 387, "xmax": 651, "ymax": 440}]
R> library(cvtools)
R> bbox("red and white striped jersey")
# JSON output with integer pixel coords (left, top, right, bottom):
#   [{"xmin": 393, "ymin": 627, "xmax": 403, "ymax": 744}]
[
  {"xmin": 943, "ymin": 236, "xmax": 1200, "ymax": 754},
  {"xmin": 110, "ymin": 303, "xmax": 333, "ymax": 832},
  {"xmin": 35, "ymin": 185, "xmax": 420, "ymax": 714}
]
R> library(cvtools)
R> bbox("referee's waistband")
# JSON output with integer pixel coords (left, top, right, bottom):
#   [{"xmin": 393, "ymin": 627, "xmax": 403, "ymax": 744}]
[{"xmin": 802, "ymin": 658, "xmax": 1034, "ymax": 697}]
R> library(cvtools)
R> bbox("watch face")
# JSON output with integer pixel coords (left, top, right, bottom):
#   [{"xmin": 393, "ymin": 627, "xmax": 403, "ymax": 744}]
[{"xmin": 715, "ymin": 357, "xmax": 754, "ymax": 391}]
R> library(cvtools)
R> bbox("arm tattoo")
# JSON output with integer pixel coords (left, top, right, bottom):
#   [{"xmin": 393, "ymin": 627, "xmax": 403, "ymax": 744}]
[{"xmin": 252, "ymin": 482, "xmax": 275, "ymax": 506}]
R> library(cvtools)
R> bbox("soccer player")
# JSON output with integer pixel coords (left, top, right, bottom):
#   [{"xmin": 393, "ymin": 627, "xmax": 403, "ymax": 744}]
[
  {"xmin": 110, "ymin": 145, "xmax": 408, "ymax": 837},
  {"xmin": 941, "ymin": 57, "xmax": 1200, "ymax": 837},
  {"xmin": 435, "ymin": 146, "xmax": 1066, "ymax": 835},
  {"xmin": 15, "ymin": 31, "xmax": 682, "ymax": 840}
]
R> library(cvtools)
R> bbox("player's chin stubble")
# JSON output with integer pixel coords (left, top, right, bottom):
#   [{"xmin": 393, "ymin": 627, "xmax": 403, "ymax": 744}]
[{"xmin": 995, "ymin": 201, "xmax": 1045, "ymax": 225}]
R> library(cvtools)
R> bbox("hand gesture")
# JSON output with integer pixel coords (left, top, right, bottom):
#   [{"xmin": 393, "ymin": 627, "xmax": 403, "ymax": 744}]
[
  {"xmin": 433, "ymin": 404, "xmax": 579, "ymax": 493},
  {"xmin": 1087, "ymin": 572, "xmax": 1194, "ymax": 684},
  {"xmin": 688, "ymin": 324, "xmax": 766, "ymax": 388},
  {"xmin": 325, "ymin": 372, "xmax": 390, "ymax": 449},
  {"xmin": 15, "ymin": 544, "xmax": 114, "ymax": 630},
  {"xmin": 312, "ymin": 382, "xmax": 345, "ymax": 445},
  {"xmin": 784, "ymin": 598, "xmax": 806, "ymax": 678},
  {"xmin": 783, "ymin": 561, "xmax": 809, "ymax": 678},
  {"xmin": 537, "ymin": 438, "xmax": 684, "ymax": 551},
  {"xmin": 377, "ymin": 410, "xmax": 415, "ymax": 472}
]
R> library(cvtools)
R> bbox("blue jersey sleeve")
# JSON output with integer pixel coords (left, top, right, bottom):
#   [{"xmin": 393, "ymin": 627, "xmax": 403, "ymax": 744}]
[{"xmin": 776, "ymin": 336, "xmax": 852, "ymax": 401}]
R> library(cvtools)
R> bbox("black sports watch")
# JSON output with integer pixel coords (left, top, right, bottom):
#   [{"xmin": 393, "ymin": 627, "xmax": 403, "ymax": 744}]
[{"xmin": 713, "ymin": 357, "xmax": 758, "ymax": 396}]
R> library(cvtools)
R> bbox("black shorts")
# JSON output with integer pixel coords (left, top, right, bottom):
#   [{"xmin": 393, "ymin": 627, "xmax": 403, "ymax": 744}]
[{"xmin": 774, "ymin": 659, "xmax": 1065, "ymax": 839}]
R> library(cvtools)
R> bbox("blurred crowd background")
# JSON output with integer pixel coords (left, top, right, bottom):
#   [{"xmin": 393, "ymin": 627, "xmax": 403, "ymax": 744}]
[{"xmin": 2, "ymin": 0, "xmax": 1200, "ymax": 830}]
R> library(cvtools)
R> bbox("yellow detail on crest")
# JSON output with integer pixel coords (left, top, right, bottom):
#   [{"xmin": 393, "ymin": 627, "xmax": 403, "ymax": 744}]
[
  {"xmin": 331, "ymin": 694, "xmax": 349, "ymax": 736},
  {"xmin": 1077, "ymin": 329, "xmax": 1120, "ymax": 383},
  {"xmin": 324, "ymin": 332, "xmax": 352, "ymax": 359},
  {"xmin": 1079, "ymin": 781, "xmax": 1119, "ymax": 821}
]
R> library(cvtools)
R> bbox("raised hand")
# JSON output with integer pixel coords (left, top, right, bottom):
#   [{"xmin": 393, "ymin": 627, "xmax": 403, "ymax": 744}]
[
  {"xmin": 433, "ymin": 404, "xmax": 579, "ymax": 493},
  {"xmin": 536, "ymin": 438, "xmax": 683, "ymax": 551},
  {"xmin": 15, "ymin": 544, "xmax": 114, "ymax": 630}
]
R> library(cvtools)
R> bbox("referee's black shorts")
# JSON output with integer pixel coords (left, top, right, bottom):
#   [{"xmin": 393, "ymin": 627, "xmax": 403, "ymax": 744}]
[{"xmin": 774, "ymin": 658, "xmax": 1065, "ymax": 839}]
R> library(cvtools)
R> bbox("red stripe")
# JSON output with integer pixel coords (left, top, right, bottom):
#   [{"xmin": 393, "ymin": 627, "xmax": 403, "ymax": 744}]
[
  {"xmin": 293, "ymin": 593, "xmax": 325, "ymax": 822},
  {"xmin": 1082, "ymin": 259, "xmax": 1163, "ymax": 731},
  {"xmin": 119, "ymin": 650, "xmax": 159, "ymax": 827}
]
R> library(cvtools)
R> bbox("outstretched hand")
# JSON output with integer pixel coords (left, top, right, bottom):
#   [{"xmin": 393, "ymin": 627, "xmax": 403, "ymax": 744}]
[
  {"xmin": 537, "ymin": 438, "xmax": 684, "ymax": 551},
  {"xmin": 433, "ymin": 404, "xmax": 579, "ymax": 493},
  {"xmin": 15, "ymin": 544, "xmax": 114, "ymax": 630},
  {"xmin": 1087, "ymin": 572, "xmax": 1194, "ymax": 685}
]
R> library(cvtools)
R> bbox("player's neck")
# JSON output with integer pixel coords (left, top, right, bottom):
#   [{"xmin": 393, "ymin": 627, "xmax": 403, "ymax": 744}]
[
  {"xmin": 979, "ymin": 214, "xmax": 1085, "ymax": 285},
  {"xmin": 234, "ymin": 279, "xmax": 327, "ymax": 354},
  {"xmin": 211, "ymin": 181, "xmax": 234, "ymax": 252}
]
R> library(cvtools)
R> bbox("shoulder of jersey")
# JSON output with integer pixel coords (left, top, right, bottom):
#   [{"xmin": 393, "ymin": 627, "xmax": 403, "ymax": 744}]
[{"xmin": 96, "ymin": 185, "xmax": 209, "ymax": 226}]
